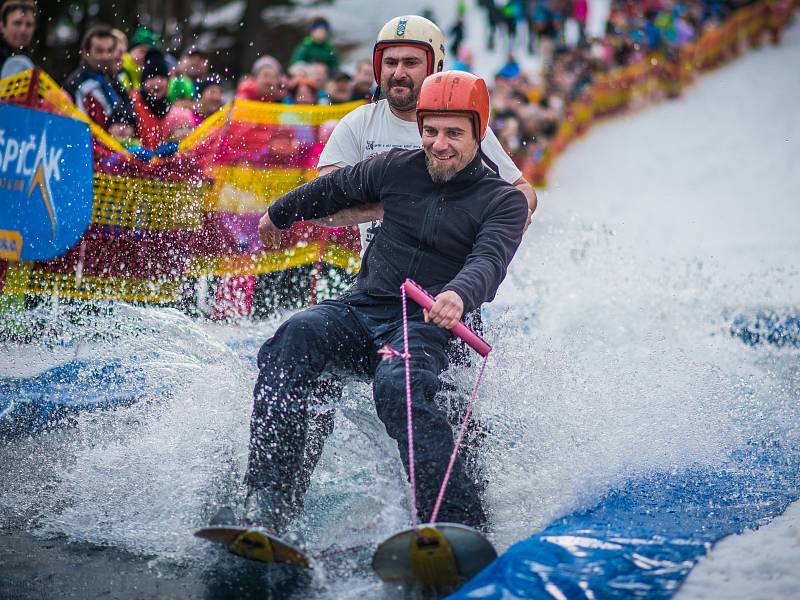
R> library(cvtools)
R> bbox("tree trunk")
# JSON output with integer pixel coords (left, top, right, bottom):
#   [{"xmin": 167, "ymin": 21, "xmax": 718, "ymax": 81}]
[
  {"xmin": 236, "ymin": 0, "xmax": 268, "ymax": 76},
  {"xmin": 176, "ymin": 0, "xmax": 194, "ymax": 48}
]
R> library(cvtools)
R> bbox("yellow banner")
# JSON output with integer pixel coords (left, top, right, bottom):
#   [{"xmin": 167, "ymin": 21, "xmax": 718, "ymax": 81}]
[
  {"xmin": 2, "ymin": 263, "xmax": 182, "ymax": 304},
  {"xmin": 210, "ymin": 166, "xmax": 314, "ymax": 213},
  {"xmin": 93, "ymin": 173, "xmax": 213, "ymax": 230}
]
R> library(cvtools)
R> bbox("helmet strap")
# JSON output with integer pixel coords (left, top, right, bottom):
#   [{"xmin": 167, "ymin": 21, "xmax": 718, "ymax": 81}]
[{"xmin": 479, "ymin": 147, "xmax": 500, "ymax": 177}]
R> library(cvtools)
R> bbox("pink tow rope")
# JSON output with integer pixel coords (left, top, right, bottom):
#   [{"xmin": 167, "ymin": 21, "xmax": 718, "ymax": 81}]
[{"xmin": 379, "ymin": 279, "xmax": 492, "ymax": 526}]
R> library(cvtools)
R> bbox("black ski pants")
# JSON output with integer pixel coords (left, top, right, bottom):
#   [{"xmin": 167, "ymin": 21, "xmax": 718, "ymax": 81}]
[{"xmin": 246, "ymin": 289, "xmax": 486, "ymax": 527}]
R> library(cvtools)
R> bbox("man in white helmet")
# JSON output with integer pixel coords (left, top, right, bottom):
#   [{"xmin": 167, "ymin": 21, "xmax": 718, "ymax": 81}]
[{"xmin": 315, "ymin": 14, "xmax": 537, "ymax": 250}]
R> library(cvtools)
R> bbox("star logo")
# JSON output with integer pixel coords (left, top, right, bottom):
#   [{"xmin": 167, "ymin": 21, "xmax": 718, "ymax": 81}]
[{"xmin": 25, "ymin": 128, "xmax": 58, "ymax": 239}]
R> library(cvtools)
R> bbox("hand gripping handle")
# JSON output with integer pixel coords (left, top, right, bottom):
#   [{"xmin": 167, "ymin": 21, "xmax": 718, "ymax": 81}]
[{"xmin": 402, "ymin": 279, "xmax": 492, "ymax": 357}]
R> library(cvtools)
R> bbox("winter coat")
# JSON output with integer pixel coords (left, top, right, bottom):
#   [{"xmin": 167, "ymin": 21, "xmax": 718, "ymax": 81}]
[
  {"xmin": 64, "ymin": 63, "xmax": 131, "ymax": 129},
  {"xmin": 289, "ymin": 37, "xmax": 339, "ymax": 73},
  {"xmin": 268, "ymin": 148, "xmax": 528, "ymax": 314},
  {"xmin": 131, "ymin": 90, "xmax": 167, "ymax": 149}
]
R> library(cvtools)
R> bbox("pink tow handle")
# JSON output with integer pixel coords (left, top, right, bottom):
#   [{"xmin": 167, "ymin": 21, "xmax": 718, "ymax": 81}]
[{"xmin": 402, "ymin": 279, "xmax": 492, "ymax": 357}]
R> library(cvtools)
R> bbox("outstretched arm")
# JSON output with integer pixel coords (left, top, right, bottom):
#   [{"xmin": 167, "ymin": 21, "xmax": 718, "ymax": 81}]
[
  {"xmin": 310, "ymin": 165, "xmax": 385, "ymax": 226},
  {"xmin": 264, "ymin": 153, "xmax": 389, "ymax": 240}
]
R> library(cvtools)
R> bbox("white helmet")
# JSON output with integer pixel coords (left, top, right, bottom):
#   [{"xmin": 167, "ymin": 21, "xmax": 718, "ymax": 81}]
[{"xmin": 372, "ymin": 15, "xmax": 445, "ymax": 86}]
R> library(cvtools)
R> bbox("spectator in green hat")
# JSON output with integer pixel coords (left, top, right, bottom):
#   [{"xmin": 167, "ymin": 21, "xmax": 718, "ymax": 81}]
[
  {"xmin": 122, "ymin": 26, "xmax": 160, "ymax": 91},
  {"xmin": 289, "ymin": 16, "xmax": 339, "ymax": 74},
  {"xmin": 167, "ymin": 74, "xmax": 195, "ymax": 109}
]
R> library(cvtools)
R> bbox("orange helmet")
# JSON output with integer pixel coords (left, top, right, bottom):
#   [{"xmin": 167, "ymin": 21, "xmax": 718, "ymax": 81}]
[{"xmin": 416, "ymin": 71, "xmax": 490, "ymax": 141}]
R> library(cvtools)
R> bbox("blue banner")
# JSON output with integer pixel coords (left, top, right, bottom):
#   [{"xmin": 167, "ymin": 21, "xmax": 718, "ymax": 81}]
[
  {"xmin": 0, "ymin": 103, "xmax": 93, "ymax": 261},
  {"xmin": 449, "ymin": 441, "xmax": 800, "ymax": 599}
]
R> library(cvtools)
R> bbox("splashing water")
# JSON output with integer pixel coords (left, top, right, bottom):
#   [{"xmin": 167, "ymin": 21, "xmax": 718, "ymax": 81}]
[{"xmin": 2, "ymin": 22, "xmax": 800, "ymax": 600}]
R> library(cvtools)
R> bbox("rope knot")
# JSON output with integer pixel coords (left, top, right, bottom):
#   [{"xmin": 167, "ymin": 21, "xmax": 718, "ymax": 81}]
[{"xmin": 378, "ymin": 344, "xmax": 410, "ymax": 361}]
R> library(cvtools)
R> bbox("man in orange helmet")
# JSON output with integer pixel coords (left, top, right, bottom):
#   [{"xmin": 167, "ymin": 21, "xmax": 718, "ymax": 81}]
[
  {"xmin": 304, "ymin": 17, "xmax": 529, "ymax": 502},
  {"xmin": 245, "ymin": 71, "xmax": 528, "ymax": 534},
  {"xmin": 316, "ymin": 15, "xmax": 537, "ymax": 252}
]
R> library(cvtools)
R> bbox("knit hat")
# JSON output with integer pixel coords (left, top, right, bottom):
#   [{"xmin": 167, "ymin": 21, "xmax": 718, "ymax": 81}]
[
  {"xmin": 251, "ymin": 55, "xmax": 282, "ymax": 76},
  {"xmin": 130, "ymin": 26, "xmax": 160, "ymax": 50},
  {"xmin": 330, "ymin": 69, "xmax": 352, "ymax": 82},
  {"xmin": 108, "ymin": 104, "xmax": 139, "ymax": 135},
  {"xmin": 167, "ymin": 75, "xmax": 196, "ymax": 102},
  {"xmin": 142, "ymin": 48, "xmax": 169, "ymax": 81},
  {"xmin": 309, "ymin": 17, "xmax": 330, "ymax": 33},
  {"xmin": 164, "ymin": 107, "xmax": 196, "ymax": 135}
]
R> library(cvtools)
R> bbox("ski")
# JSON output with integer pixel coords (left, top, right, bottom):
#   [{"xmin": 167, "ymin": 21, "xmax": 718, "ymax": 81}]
[
  {"xmin": 372, "ymin": 523, "xmax": 496, "ymax": 590},
  {"xmin": 195, "ymin": 523, "xmax": 311, "ymax": 569}
]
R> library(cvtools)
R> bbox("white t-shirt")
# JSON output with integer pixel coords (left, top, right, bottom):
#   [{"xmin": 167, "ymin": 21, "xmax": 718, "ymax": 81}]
[{"xmin": 318, "ymin": 99, "xmax": 523, "ymax": 252}]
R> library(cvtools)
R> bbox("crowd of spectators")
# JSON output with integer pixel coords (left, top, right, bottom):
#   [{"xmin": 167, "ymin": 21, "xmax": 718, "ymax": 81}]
[
  {"xmin": 0, "ymin": 2, "xmax": 374, "ymax": 161},
  {"xmin": 475, "ymin": 0, "xmax": 786, "ymax": 172},
  {"xmin": 0, "ymin": 0, "xmax": 790, "ymax": 168}
]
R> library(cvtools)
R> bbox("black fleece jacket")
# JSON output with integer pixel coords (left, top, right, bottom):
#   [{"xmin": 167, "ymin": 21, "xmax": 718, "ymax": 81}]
[{"xmin": 268, "ymin": 148, "xmax": 528, "ymax": 314}]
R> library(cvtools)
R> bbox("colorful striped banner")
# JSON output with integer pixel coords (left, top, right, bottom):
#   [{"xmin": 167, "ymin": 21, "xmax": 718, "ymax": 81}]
[
  {"xmin": 93, "ymin": 173, "xmax": 212, "ymax": 230},
  {"xmin": 0, "ymin": 80, "xmax": 363, "ymax": 308},
  {"xmin": 2, "ymin": 262, "xmax": 182, "ymax": 304}
]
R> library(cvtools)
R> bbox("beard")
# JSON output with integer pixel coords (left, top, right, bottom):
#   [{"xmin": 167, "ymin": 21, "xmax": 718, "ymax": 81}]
[
  {"xmin": 383, "ymin": 77, "xmax": 418, "ymax": 112},
  {"xmin": 425, "ymin": 152, "xmax": 459, "ymax": 183}
]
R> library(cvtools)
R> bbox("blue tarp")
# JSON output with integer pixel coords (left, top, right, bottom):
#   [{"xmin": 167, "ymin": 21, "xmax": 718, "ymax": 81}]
[
  {"xmin": 0, "ymin": 359, "xmax": 146, "ymax": 437},
  {"xmin": 450, "ymin": 441, "xmax": 800, "ymax": 599},
  {"xmin": 730, "ymin": 310, "xmax": 800, "ymax": 349}
]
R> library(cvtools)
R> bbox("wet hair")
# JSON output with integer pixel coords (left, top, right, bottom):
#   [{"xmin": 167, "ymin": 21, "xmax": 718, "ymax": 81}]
[
  {"xmin": 81, "ymin": 24, "xmax": 115, "ymax": 54},
  {"xmin": 0, "ymin": 0, "xmax": 36, "ymax": 25}
]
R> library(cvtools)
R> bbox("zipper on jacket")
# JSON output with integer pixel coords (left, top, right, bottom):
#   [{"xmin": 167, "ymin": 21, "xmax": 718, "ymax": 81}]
[{"xmin": 409, "ymin": 192, "xmax": 440, "ymax": 278}]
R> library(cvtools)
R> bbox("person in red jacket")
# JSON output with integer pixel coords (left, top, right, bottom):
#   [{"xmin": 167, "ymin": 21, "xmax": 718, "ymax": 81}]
[
  {"xmin": 236, "ymin": 55, "xmax": 287, "ymax": 103},
  {"xmin": 131, "ymin": 48, "xmax": 170, "ymax": 149}
]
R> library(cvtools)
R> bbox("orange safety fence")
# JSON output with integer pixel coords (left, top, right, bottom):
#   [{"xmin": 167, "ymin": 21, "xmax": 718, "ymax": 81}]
[{"xmin": 522, "ymin": 0, "xmax": 794, "ymax": 187}]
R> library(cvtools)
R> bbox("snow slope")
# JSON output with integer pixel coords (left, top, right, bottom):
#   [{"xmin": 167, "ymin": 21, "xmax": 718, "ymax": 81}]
[
  {"xmin": 678, "ymin": 501, "xmax": 800, "ymax": 599},
  {"xmin": 479, "ymin": 13, "xmax": 800, "ymax": 600}
]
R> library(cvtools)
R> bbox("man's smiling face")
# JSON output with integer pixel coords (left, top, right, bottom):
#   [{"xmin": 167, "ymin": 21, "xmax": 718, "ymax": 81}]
[{"xmin": 421, "ymin": 113, "xmax": 478, "ymax": 183}]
